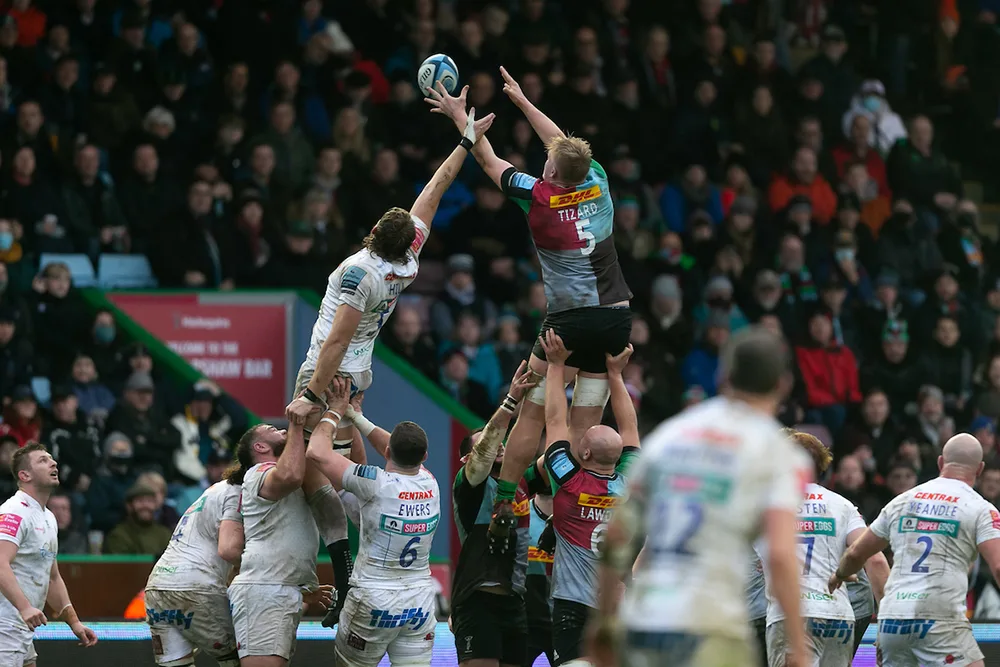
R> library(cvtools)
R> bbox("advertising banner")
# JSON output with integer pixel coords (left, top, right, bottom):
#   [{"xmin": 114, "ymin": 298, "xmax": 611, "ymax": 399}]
[{"xmin": 108, "ymin": 294, "xmax": 287, "ymax": 417}]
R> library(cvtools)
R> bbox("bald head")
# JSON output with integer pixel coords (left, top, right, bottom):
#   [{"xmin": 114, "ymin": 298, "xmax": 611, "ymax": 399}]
[
  {"xmin": 580, "ymin": 425, "xmax": 624, "ymax": 466},
  {"xmin": 942, "ymin": 433, "xmax": 984, "ymax": 469}
]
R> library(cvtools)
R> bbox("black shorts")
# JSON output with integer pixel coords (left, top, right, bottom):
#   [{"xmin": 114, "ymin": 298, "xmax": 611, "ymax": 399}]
[
  {"xmin": 525, "ymin": 623, "xmax": 553, "ymax": 667},
  {"xmin": 531, "ymin": 306, "xmax": 633, "ymax": 374},
  {"xmin": 751, "ymin": 617, "xmax": 767, "ymax": 665},
  {"xmin": 853, "ymin": 615, "xmax": 871, "ymax": 657},
  {"xmin": 551, "ymin": 598, "xmax": 590, "ymax": 666},
  {"xmin": 453, "ymin": 590, "xmax": 527, "ymax": 665}
]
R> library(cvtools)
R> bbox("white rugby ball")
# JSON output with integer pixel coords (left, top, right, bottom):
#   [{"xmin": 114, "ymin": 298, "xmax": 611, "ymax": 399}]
[{"xmin": 418, "ymin": 53, "xmax": 459, "ymax": 97}]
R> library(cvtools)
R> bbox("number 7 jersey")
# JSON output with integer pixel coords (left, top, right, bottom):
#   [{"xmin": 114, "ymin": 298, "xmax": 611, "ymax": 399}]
[
  {"xmin": 871, "ymin": 476, "xmax": 1000, "ymax": 621},
  {"xmin": 501, "ymin": 161, "xmax": 631, "ymax": 314}
]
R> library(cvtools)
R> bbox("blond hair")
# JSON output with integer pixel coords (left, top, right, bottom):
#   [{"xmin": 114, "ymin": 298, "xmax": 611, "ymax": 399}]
[
  {"xmin": 782, "ymin": 428, "xmax": 832, "ymax": 478},
  {"xmin": 546, "ymin": 135, "xmax": 592, "ymax": 185}
]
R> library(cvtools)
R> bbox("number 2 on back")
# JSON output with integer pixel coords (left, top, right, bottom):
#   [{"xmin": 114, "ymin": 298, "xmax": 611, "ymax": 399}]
[
  {"xmin": 911, "ymin": 536, "xmax": 933, "ymax": 573},
  {"xmin": 575, "ymin": 219, "xmax": 595, "ymax": 256}
]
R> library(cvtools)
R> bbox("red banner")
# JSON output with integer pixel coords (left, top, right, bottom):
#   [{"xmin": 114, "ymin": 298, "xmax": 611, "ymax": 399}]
[{"xmin": 109, "ymin": 294, "xmax": 286, "ymax": 417}]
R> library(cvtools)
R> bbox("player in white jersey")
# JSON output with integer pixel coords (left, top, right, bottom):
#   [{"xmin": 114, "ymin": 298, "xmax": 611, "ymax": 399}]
[
  {"xmin": 591, "ymin": 327, "xmax": 811, "ymax": 667},
  {"xmin": 226, "ymin": 417, "xmax": 336, "ymax": 667},
  {"xmin": 306, "ymin": 378, "xmax": 440, "ymax": 667},
  {"xmin": 830, "ymin": 433, "xmax": 1000, "ymax": 667},
  {"xmin": 759, "ymin": 430, "xmax": 888, "ymax": 667},
  {"xmin": 144, "ymin": 479, "xmax": 244, "ymax": 667},
  {"xmin": 0, "ymin": 442, "xmax": 96, "ymax": 667},
  {"xmin": 285, "ymin": 109, "xmax": 495, "ymax": 622}
]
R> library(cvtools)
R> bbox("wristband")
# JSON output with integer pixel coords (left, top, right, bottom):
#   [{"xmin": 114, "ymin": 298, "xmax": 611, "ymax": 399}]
[
  {"xmin": 459, "ymin": 137, "xmax": 474, "ymax": 151},
  {"xmin": 352, "ymin": 411, "xmax": 377, "ymax": 437},
  {"xmin": 324, "ymin": 410, "xmax": 343, "ymax": 422},
  {"xmin": 58, "ymin": 604, "xmax": 79, "ymax": 625},
  {"xmin": 320, "ymin": 417, "xmax": 340, "ymax": 429},
  {"xmin": 302, "ymin": 387, "xmax": 324, "ymax": 405}
]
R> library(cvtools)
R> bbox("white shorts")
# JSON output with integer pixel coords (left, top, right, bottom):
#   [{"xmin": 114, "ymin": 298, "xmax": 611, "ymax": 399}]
[
  {"xmin": 295, "ymin": 360, "xmax": 373, "ymax": 398},
  {"xmin": 335, "ymin": 584, "xmax": 437, "ymax": 667},
  {"xmin": 877, "ymin": 618, "xmax": 984, "ymax": 667},
  {"xmin": 766, "ymin": 618, "xmax": 854, "ymax": 667},
  {"xmin": 0, "ymin": 620, "xmax": 34, "ymax": 667},
  {"xmin": 145, "ymin": 588, "xmax": 237, "ymax": 664},
  {"xmin": 228, "ymin": 583, "xmax": 303, "ymax": 660}
]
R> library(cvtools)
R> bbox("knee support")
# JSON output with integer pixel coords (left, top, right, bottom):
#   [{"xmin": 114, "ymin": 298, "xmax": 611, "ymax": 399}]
[{"xmin": 572, "ymin": 376, "xmax": 611, "ymax": 408}]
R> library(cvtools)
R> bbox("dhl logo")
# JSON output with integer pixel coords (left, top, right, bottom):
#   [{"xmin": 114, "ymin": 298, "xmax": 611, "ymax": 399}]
[
  {"xmin": 513, "ymin": 499, "xmax": 530, "ymax": 517},
  {"xmin": 549, "ymin": 185, "xmax": 601, "ymax": 208},
  {"xmin": 528, "ymin": 546, "xmax": 554, "ymax": 563},
  {"xmin": 578, "ymin": 493, "xmax": 618, "ymax": 509}
]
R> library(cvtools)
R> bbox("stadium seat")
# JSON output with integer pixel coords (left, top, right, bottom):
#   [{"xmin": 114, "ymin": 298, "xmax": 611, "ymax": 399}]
[
  {"xmin": 97, "ymin": 254, "xmax": 158, "ymax": 289},
  {"xmin": 39, "ymin": 253, "xmax": 97, "ymax": 287},
  {"xmin": 30, "ymin": 377, "xmax": 51, "ymax": 408}
]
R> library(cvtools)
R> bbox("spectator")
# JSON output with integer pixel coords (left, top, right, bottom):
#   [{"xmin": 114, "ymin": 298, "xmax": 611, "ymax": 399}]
[
  {"xmin": 43, "ymin": 386, "xmax": 99, "ymax": 495},
  {"xmin": 768, "ymin": 147, "xmax": 837, "ymax": 224},
  {"xmin": 646, "ymin": 274, "xmax": 693, "ymax": 361},
  {"xmin": 494, "ymin": 313, "xmax": 532, "ymax": 387},
  {"xmin": 107, "ymin": 10, "xmax": 159, "ymax": 110},
  {"xmin": 102, "ymin": 482, "xmax": 172, "ymax": 556},
  {"xmin": 886, "ymin": 115, "xmax": 962, "ymax": 215},
  {"xmin": 0, "ymin": 220, "xmax": 32, "ymax": 293},
  {"xmin": 660, "ymin": 163, "xmax": 724, "ymax": 234},
  {"xmin": 877, "ymin": 202, "xmax": 943, "ymax": 303},
  {"xmin": 118, "ymin": 143, "xmax": 177, "ymax": 252},
  {"xmin": 258, "ymin": 219, "xmax": 328, "ymax": 292},
  {"xmin": 159, "ymin": 22, "xmax": 213, "ymax": 95},
  {"xmin": 61, "ymin": 143, "xmax": 130, "ymax": 255},
  {"xmin": 907, "ymin": 385, "xmax": 956, "ymax": 454},
  {"xmin": 442, "ymin": 312, "xmax": 503, "ymax": 404},
  {"xmin": 979, "ymin": 465, "xmax": 1000, "ymax": 506},
  {"xmin": 842, "ymin": 80, "xmax": 907, "ymax": 156},
  {"xmin": 0, "ymin": 384, "xmax": 40, "ymax": 444},
  {"xmin": 918, "ymin": 314, "xmax": 973, "ymax": 414},
  {"xmin": 8, "ymin": 146, "xmax": 70, "ymax": 253},
  {"xmin": 775, "ymin": 233, "xmax": 819, "ymax": 328},
  {"xmin": 832, "ymin": 115, "xmax": 892, "ymax": 196},
  {"xmin": 634, "ymin": 25, "xmax": 677, "ymax": 111},
  {"xmin": 861, "ymin": 320, "xmax": 922, "ymax": 418},
  {"xmin": 30, "ymin": 261, "xmax": 89, "ymax": 377},
  {"xmin": 971, "ymin": 417, "xmax": 998, "ymax": 468},
  {"xmin": 47, "ymin": 490, "xmax": 87, "ymax": 554},
  {"xmin": 0, "ymin": 433, "xmax": 17, "ymax": 500},
  {"xmin": 843, "ymin": 388, "xmax": 902, "ymax": 469},
  {"xmin": 738, "ymin": 34, "xmax": 793, "ymax": 109},
  {"xmin": 382, "ymin": 304, "xmax": 437, "ymax": 381},
  {"xmin": 134, "ymin": 470, "xmax": 179, "ymax": 530},
  {"xmin": 917, "ymin": 265, "xmax": 978, "ymax": 348},
  {"xmin": 825, "ymin": 214, "xmax": 874, "ymax": 306},
  {"xmin": 151, "ymin": 180, "xmax": 233, "ymax": 289},
  {"xmin": 0, "ymin": 304, "xmax": 31, "ymax": 401},
  {"xmin": 4, "ymin": 99, "xmax": 57, "ymax": 178},
  {"xmin": 794, "ymin": 115, "xmax": 839, "ymax": 185},
  {"xmin": 174, "ymin": 448, "xmax": 231, "ymax": 513},
  {"xmin": 86, "ymin": 64, "xmax": 141, "ymax": 153},
  {"xmin": 798, "ymin": 24, "xmax": 858, "ymax": 124},
  {"xmin": 885, "ymin": 458, "xmax": 919, "ymax": 499},
  {"xmin": 818, "ymin": 275, "xmax": 860, "ymax": 353},
  {"xmin": 69, "ymin": 352, "xmax": 115, "ymax": 423},
  {"xmin": 795, "ymin": 309, "xmax": 862, "ymax": 436},
  {"xmin": 437, "ymin": 348, "xmax": 492, "ymax": 420},
  {"xmin": 841, "ymin": 162, "xmax": 892, "ymax": 239},
  {"xmin": 253, "ymin": 100, "xmax": 315, "ymax": 194},
  {"xmin": 681, "ymin": 310, "xmax": 729, "ymax": 397},
  {"xmin": 235, "ymin": 143, "xmax": 291, "ymax": 223},
  {"xmin": 86, "ymin": 431, "xmax": 137, "ymax": 533},
  {"xmin": 169, "ymin": 386, "xmax": 233, "ymax": 486},
  {"xmin": 39, "ymin": 55, "xmax": 86, "ymax": 166},
  {"xmin": 430, "ymin": 254, "xmax": 497, "ymax": 343},
  {"xmin": 831, "ymin": 454, "xmax": 883, "ymax": 523},
  {"xmin": 104, "ymin": 370, "xmax": 181, "ymax": 479},
  {"xmin": 669, "ymin": 79, "xmax": 725, "ymax": 173},
  {"xmin": 938, "ymin": 201, "xmax": 989, "ymax": 294},
  {"xmin": 692, "ymin": 275, "xmax": 748, "ymax": 334}
]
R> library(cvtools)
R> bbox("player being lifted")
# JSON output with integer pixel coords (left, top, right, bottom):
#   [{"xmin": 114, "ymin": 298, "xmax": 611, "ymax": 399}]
[
  {"xmin": 593, "ymin": 328, "xmax": 811, "ymax": 667},
  {"xmin": 306, "ymin": 378, "xmax": 440, "ymax": 667},
  {"xmin": 425, "ymin": 68, "xmax": 633, "ymax": 549},
  {"xmin": 830, "ymin": 433, "xmax": 1000, "ymax": 667},
  {"xmin": 0, "ymin": 442, "xmax": 97, "ymax": 667},
  {"xmin": 283, "ymin": 107, "xmax": 496, "ymax": 618}
]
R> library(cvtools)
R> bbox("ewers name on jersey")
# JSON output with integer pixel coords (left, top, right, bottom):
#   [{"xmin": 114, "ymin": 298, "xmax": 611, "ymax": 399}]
[
  {"xmin": 872, "ymin": 477, "xmax": 1000, "ymax": 621},
  {"xmin": 760, "ymin": 483, "xmax": 864, "ymax": 625},
  {"xmin": 147, "ymin": 482, "xmax": 243, "ymax": 592},
  {"xmin": 306, "ymin": 217, "xmax": 429, "ymax": 374},
  {"xmin": 343, "ymin": 463, "xmax": 440, "ymax": 589},
  {"xmin": 620, "ymin": 397, "xmax": 810, "ymax": 638},
  {"xmin": 0, "ymin": 491, "xmax": 58, "ymax": 626}
]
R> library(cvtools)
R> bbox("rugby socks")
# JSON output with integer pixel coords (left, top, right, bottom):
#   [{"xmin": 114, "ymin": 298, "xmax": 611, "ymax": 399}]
[
  {"xmin": 322, "ymin": 539, "xmax": 354, "ymax": 628},
  {"xmin": 495, "ymin": 478, "xmax": 518, "ymax": 503}
]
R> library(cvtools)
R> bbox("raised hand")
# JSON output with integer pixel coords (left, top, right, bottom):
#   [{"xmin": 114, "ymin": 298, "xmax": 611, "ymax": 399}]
[
  {"xmin": 606, "ymin": 345, "xmax": 634, "ymax": 376},
  {"xmin": 423, "ymin": 82, "xmax": 470, "ymax": 129},
  {"xmin": 508, "ymin": 360, "xmax": 540, "ymax": 401},
  {"xmin": 500, "ymin": 66, "xmax": 527, "ymax": 108},
  {"xmin": 464, "ymin": 106, "xmax": 496, "ymax": 144},
  {"xmin": 324, "ymin": 377, "xmax": 351, "ymax": 417},
  {"xmin": 539, "ymin": 329, "xmax": 572, "ymax": 366}
]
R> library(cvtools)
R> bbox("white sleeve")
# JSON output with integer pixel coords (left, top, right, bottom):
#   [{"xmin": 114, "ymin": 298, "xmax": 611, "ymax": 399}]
[
  {"xmin": 869, "ymin": 502, "xmax": 893, "ymax": 540},
  {"xmin": 766, "ymin": 442, "xmax": 809, "ymax": 513},
  {"xmin": 338, "ymin": 265, "xmax": 376, "ymax": 313},
  {"xmin": 0, "ymin": 511, "xmax": 25, "ymax": 546},
  {"xmin": 409, "ymin": 216, "xmax": 430, "ymax": 258},
  {"xmin": 342, "ymin": 464, "xmax": 384, "ymax": 502},
  {"xmin": 222, "ymin": 485, "xmax": 243, "ymax": 523},
  {"xmin": 845, "ymin": 504, "xmax": 867, "ymax": 535},
  {"xmin": 246, "ymin": 464, "xmax": 276, "ymax": 504},
  {"xmin": 975, "ymin": 503, "xmax": 1000, "ymax": 545}
]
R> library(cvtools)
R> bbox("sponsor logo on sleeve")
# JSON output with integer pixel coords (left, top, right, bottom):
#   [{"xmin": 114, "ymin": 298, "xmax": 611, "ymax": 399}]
[
  {"xmin": 341, "ymin": 266, "xmax": 368, "ymax": 295},
  {"xmin": 410, "ymin": 226, "xmax": 426, "ymax": 252},
  {"xmin": 0, "ymin": 513, "xmax": 22, "ymax": 537},
  {"xmin": 991, "ymin": 509, "xmax": 1000, "ymax": 530},
  {"xmin": 548, "ymin": 451, "xmax": 575, "ymax": 479},
  {"xmin": 355, "ymin": 465, "xmax": 378, "ymax": 480},
  {"xmin": 549, "ymin": 185, "xmax": 601, "ymax": 208}
]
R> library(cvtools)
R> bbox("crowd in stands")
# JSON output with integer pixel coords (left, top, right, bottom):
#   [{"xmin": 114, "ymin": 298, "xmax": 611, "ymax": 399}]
[{"xmin": 2, "ymin": 0, "xmax": 1000, "ymax": 612}]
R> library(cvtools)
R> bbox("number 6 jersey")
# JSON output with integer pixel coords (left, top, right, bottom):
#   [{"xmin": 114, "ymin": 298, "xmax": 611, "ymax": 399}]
[
  {"xmin": 870, "ymin": 476, "xmax": 1000, "ymax": 621},
  {"xmin": 342, "ymin": 463, "xmax": 440, "ymax": 588}
]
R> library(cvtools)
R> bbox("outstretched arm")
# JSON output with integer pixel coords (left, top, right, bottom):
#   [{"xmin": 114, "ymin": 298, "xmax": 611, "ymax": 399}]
[
  {"xmin": 424, "ymin": 83, "xmax": 512, "ymax": 189},
  {"xmin": 499, "ymin": 66, "xmax": 565, "ymax": 144},
  {"xmin": 540, "ymin": 330, "xmax": 571, "ymax": 446},
  {"xmin": 410, "ymin": 104, "xmax": 496, "ymax": 226},
  {"xmin": 606, "ymin": 346, "xmax": 638, "ymax": 449}
]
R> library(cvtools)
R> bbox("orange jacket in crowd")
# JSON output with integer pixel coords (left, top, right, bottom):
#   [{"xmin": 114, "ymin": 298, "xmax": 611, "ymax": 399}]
[{"xmin": 768, "ymin": 173, "xmax": 838, "ymax": 224}]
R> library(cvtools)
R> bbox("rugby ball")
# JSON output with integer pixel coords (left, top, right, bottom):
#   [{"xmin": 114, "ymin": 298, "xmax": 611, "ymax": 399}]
[{"xmin": 418, "ymin": 53, "xmax": 459, "ymax": 97}]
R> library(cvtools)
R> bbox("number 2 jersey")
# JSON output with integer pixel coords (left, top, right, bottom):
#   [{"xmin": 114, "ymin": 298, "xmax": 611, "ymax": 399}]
[
  {"xmin": 546, "ymin": 440, "xmax": 640, "ymax": 609},
  {"xmin": 342, "ymin": 463, "xmax": 440, "ymax": 589},
  {"xmin": 502, "ymin": 162, "xmax": 631, "ymax": 314},
  {"xmin": 871, "ymin": 476, "xmax": 1000, "ymax": 621},
  {"xmin": 758, "ymin": 483, "xmax": 866, "ymax": 625},
  {"xmin": 147, "ymin": 481, "xmax": 242, "ymax": 592},
  {"xmin": 306, "ymin": 216, "xmax": 429, "ymax": 375},
  {"xmin": 621, "ymin": 397, "xmax": 810, "ymax": 637}
]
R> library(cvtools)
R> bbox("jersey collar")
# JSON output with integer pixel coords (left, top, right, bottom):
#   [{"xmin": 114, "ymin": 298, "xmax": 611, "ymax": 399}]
[{"xmin": 15, "ymin": 489, "xmax": 41, "ymax": 511}]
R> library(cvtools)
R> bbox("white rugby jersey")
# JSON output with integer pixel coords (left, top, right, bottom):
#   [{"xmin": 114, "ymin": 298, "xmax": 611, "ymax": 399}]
[
  {"xmin": 146, "ymin": 482, "xmax": 242, "ymax": 592},
  {"xmin": 0, "ymin": 491, "xmax": 58, "ymax": 625},
  {"xmin": 343, "ymin": 463, "xmax": 439, "ymax": 589},
  {"xmin": 760, "ymin": 483, "xmax": 865, "ymax": 625},
  {"xmin": 620, "ymin": 397, "xmax": 810, "ymax": 637},
  {"xmin": 871, "ymin": 476, "xmax": 1000, "ymax": 621},
  {"xmin": 231, "ymin": 462, "xmax": 319, "ymax": 589},
  {"xmin": 305, "ymin": 216, "xmax": 429, "ymax": 374}
]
